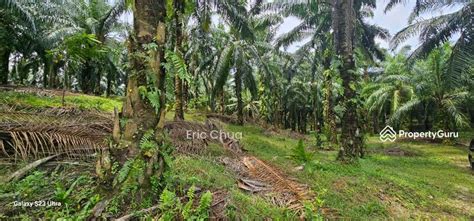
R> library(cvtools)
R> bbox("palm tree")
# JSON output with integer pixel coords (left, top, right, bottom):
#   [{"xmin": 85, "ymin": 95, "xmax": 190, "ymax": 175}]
[
  {"xmin": 212, "ymin": 1, "xmax": 277, "ymax": 125},
  {"xmin": 173, "ymin": 0, "xmax": 186, "ymax": 120},
  {"xmin": 333, "ymin": 0, "xmax": 364, "ymax": 160},
  {"xmin": 389, "ymin": 43, "xmax": 470, "ymax": 131},
  {"xmin": 0, "ymin": 0, "xmax": 126, "ymax": 92},
  {"xmin": 285, "ymin": 79, "xmax": 312, "ymax": 133},
  {"xmin": 64, "ymin": 0, "xmax": 126, "ymax": 94},
  {"xmin": 267, "ymin": 0, "xmax": 388, "ymax": 146},
  {"xmin": 213, "ymin": 39, "xmax": 259, "ymax": 125},
  {"xmin": 0, "ymin": 0, "xmax": 60, "ymax": 86},
  {"xmin": 363, "ymin": 52, "xmax": 414, "ymax": 130},
  {"xmin": 0, "ymin": 26, "xmax": 11, "ymax": 84},
  {"xmin": 386, "ymin": 0, "xmax": 473, "ymax": 76},
  {"xmin": 96, "ymin": 0, "xmax": 169, "ymax": 193}
]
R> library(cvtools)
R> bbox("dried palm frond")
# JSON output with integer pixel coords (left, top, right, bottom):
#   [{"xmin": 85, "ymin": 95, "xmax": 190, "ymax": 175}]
[
  {"xmin": 241, "ymin": 156, "xmax": 313, "ymax": 210},
  {"xmin": 0, "ymin": 112, "xmax": 112, "ymax": 138},
  {"xmin": 164, "ymin": 121, "xmax": 211, "ymax": 155},
  {"xmin": 0, "ymin": 111, "xmax": 112, "ymax": 160}
]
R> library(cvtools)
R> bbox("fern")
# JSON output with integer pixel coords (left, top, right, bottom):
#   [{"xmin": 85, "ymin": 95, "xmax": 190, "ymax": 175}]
[
  {"xmin": 137, "ymin": 86, "xmax": 161, "ymax": 114},
  {"xmin": 157, "ymin": 186, "xmax": 213, "ymax": 221},
  {"xmin": 194, "ymin": 191, "xmax": 212, "ymax": 220},
  {"xmin": 139, "ymin": 129, "xmax": 157, "ymax": 152},
  {"xmin": 165, "ymin": 50, "xmax": 190, "ymax": 82},
  {"xmin": 158, "ymin": 189, "xmax": 179, "ymax": 221},
  {"xmin": 182, "ymin": 185, "xmax": 196, "ymax": 220},
  {"xmin": 147, "ymin": 90, "xmax": 161, "ymax": 115},
  {"xmin": 113, "ymin": 160, "xmax": 132, "ymax": 187}
]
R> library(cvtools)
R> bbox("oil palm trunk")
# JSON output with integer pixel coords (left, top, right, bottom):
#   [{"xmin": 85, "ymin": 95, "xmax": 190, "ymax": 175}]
[
  {"xmin": 324, "ymin": 72, "xmax": 337, "ymax": 146},
  {"xmin": 235, "ymin": 70, "xmax": 244, "ymax": 125},
  {"xmin": 96, "ymin": 0, "xmax": 168, "ymax": 191},
  {"xmin": 0, "ymin": 47, "xmax": 10, "ymax": 84},
  {"xmin": 333, "ymin": 0, "xmax": 363, "ymax": 160},
  {"xmin": 174, "ymin": 0, "xmax": 185, "ymax": 120}
]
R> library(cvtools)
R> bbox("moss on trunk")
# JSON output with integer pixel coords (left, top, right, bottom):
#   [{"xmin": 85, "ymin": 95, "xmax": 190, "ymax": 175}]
[
  {"xmin": 95, "ymin": 0, "xmax": 169, "ymax": 203},
  {"xmin": 333, "ymin": 0, "xmax": 364, "ymax": 160}
]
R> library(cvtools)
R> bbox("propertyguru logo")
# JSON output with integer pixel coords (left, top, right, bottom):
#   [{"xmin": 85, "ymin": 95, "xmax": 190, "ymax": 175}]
[{"xmin": 379, "ymin": 125, "xmax": 459, "ymax": 142}]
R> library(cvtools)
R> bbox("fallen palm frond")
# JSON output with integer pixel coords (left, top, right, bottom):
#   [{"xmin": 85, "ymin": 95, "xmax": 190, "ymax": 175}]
[
  {"xmin": 0, "ymin": 111, "xmax": 112, "ymax": 160},
  {"xmin": 0, "ymin": 85, "xmax": 78, "ymax": 97},
  {"xmin": 241, "ymin": 156, "xmax": 313, "ymax": 210},
  {"xmin": 237, "ymin": 178, "xmax": 272, "ymax": 193}
]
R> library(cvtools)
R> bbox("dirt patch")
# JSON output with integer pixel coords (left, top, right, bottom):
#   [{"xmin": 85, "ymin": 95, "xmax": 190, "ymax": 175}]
[
  {"xmin": 377, "ymin": 191, "xmax": 410, "ymax": 219},
  {"xmin": 210, "ymin": 190, "xmax": 229, "ymax": 220},
  {"xmin": 381, "ymin": 147, "xmax": 419, "ymax": 157},
  {"xmin": 263, "ymin": 126, "xmax": 306, "ymax": 140},
  {"xmin": 332, "ymin": 178, "xmax": 348, "ymax": 191}
]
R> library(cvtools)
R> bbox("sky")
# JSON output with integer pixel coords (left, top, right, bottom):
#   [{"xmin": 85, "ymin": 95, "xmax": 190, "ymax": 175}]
[{"xmin": 277, "ymin": 0, "xmax": 461, "ymax": 53}]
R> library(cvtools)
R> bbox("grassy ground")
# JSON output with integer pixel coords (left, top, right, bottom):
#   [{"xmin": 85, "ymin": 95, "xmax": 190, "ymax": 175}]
[
  {"xmin": 163, "ymin": 118, "xmax": 473, "ymax": 219},
  {"xmin": 0, "ymin": 91, "xmax": 122, "ymax": 112},
  {"xmin": 0, "ymin": 91, "xmax": 472, "ymax": 219},
  {"xmin": 224, "ymin": 124, "xmax": 474, "ymax": 220}
]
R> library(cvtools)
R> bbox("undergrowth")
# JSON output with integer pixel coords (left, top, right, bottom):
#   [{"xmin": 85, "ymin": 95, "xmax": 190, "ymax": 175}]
[
  {"xmin": 0, "ymin": 91, "xmax": 122, "ymax": 112},
  {"xmin": 0, "ymin": 110, "xmax": 472, "ymax": 219}
]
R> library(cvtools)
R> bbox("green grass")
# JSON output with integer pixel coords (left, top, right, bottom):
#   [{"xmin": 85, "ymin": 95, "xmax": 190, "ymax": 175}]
[
  {"xmin": 170, "ymin": 154, "xmax": 236, "ymax": 189},
  {"xmin": 0, "ymin": 91, "xmax": 122, "ymax": 112},
  {"xmin": 163, "ymin": 109, "xmax": 207, "ymax": 122},
  {"xmin": 0, "ymin": 164, "xmax": 99, "ymax": 220},
  {"xmin": 168, "ymin": 142, "xmax": 298, "ymax": 219},
  {"xmin": 225, "ymin": 124, "xmax": 474, "ymax": 220}
]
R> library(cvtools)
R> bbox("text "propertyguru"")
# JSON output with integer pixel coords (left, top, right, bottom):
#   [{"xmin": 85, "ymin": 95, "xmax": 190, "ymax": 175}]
[{"xmin": 399, "ymin": 130, "xmax": 458, "ymax": 140}]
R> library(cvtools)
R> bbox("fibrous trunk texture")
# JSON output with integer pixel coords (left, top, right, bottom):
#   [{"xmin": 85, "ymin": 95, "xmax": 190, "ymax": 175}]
[
  {"xmin": 174, "ymin": 0, "xmax": 185, "ymax": 120},
  {"xmin": 96, "ymin": 0, "xmax": 168, "ymax": 190},
  {"xmin": 0, "ymin": 47, "xmax": 10, "ymax": 85},
  {"xmin": 333, "ymin": 0, "xmax": 364, "ymax": 160},
  {"xmin": 235, "ymin": 70, "xmax": 244, "ymax": 125}
]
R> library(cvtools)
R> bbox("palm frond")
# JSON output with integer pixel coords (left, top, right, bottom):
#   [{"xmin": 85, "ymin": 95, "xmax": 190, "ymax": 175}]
[
  {"xmin": 448, "ymin": 20, "xmax": 474, "ymax": 77},
  {"xmin": 213, "ymin": 43, "xmax": 235, "ymax": 96},
  {"xmin": 98, "ymin": 0, "xmax": 127, "ymax": 35},
  {"xmin": 389, "ymin": 98, "xmax": 422, "ymax": 125},
  {"xmin": 214, "ymin": 1, "xmax": 255, "ymax": 41},
  {"xmin": 0, "ymin": 112, "xmax": 111, "ymax": 160},
  {"xmin": 442, "ymin": 98, "xmax": 469, "ymax": 128},
  {"xmin": 407, "ymin": 0, "xmax": 470, "ymax": 22},
  {"xmin": 0, "ymin": 0, "xmax": 36, "ymax": 31},
  {"xmin": 275, "ymin": 21, "xmax": 313, "ymax": 48}
]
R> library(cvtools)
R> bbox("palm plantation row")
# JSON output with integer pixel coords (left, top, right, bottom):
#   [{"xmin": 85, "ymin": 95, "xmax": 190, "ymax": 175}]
[{"xmin": 1, "ymin": 0, "xmax": 473, "ymax": 191}]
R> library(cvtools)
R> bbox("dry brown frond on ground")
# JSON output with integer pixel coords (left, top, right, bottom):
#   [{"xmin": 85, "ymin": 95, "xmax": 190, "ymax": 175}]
[{"xmin": 0, "ymin": 111, "xmax": 112, "ymax": 160}]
